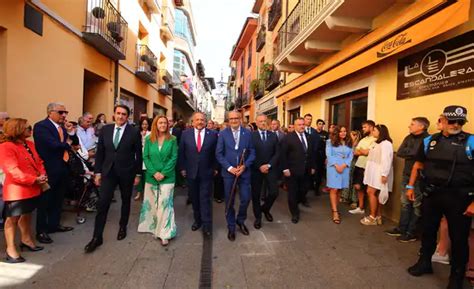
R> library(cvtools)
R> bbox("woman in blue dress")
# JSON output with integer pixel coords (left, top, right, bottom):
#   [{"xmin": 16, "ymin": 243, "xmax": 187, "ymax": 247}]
[{"xmin": 326, "ymin": 125, "xmax": 353, "ymax": 224}]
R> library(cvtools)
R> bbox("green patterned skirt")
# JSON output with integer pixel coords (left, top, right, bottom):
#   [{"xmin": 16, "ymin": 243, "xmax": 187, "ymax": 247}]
[{"xmin": 138, "ymin": 183, "xmax": 177, "ymax": 240}]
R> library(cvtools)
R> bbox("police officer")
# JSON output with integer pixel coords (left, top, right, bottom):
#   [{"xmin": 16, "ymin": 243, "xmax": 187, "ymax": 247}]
[{"xmin": 406, "ymin": 105, "xmax": 474, "ymax": 289}]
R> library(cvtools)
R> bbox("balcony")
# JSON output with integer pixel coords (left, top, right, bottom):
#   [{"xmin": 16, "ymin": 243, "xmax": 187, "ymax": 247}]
[
  {"xmin": 256, "ymin": 25, "xmax": 266, "ymax": 52},
  {"xmin": 242, "ymin": 92, "xmax": 250, "ymax": 108},
  {"xmin": 265, "ymin": 68, "xmax": 281, "ymax": 91},
  {"xmin": 160, "ymin": 6, "xmax": 174, "ymax": 41},
  {"xmin": 275, "ymin": 0, "xmax": 398, "ymax": 73},
  {"xmin": 158, "ymin": 69, "xmax": 172, "ymax": 96},
  {"xmin": 135, "ymin": 44, "xmax": 157, "ymax": 83},
  {"xmin": 268, "ymin": 0, "xmax": 282, "ymax": 31},
  {"xmin": 83, "ymin": 0, "xmax": 128, "ymax": 60},
  {"xmin": 230, "ymin": 67, "xmax": 236, "ymax": 82}
]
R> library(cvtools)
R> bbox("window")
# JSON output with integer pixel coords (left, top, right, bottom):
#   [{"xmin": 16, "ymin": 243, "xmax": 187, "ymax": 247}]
[
  {"xmin": 248, "ymin": 40, "xmax": 252, "ymax": 68},
  {"xmin": 329, "ymin": 89, "xmax": 368, "ymax": 131},
  {"xmin": 288, "ymin": 107, "xmax": 300, "ymax": 125},
  {"xmin": 173, "ymin": 49, "xmax": 192, "ymax": 82},
  {"xmin": 174, "ymin": 9, "xmax": 194, "ymax": 49},
  {"xmin": 240, "ymin": 56, "xmax": 245, "ymax": 79}
]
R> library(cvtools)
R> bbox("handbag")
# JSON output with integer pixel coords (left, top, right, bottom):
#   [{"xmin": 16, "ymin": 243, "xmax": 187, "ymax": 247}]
[{"xmin": 379, "ymin": 182, "xmax": 389, "ymax": 204}]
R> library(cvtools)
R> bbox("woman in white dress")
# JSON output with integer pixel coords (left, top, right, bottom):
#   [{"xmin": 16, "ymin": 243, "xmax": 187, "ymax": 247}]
[{"xmin": 360, "ymin": 124, "xmax": 394, "ymax": 226}]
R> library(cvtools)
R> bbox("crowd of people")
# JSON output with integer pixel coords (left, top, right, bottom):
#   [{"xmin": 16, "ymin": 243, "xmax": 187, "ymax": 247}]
[{"xmin": 0, "ymin": 103, "xmax": 472, "ymax": 289}]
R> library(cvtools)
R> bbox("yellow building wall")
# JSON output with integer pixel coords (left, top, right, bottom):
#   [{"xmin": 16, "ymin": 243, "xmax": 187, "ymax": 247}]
[{"xmin": 0, "ymin": 0, "xmax": 171, "ymax": 124}]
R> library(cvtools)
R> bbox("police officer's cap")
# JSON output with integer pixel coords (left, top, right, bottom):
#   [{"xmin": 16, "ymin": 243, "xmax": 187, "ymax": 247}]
[{"xmin": 442, "ymin": 105, "xmax": 467, "ymax": 121}]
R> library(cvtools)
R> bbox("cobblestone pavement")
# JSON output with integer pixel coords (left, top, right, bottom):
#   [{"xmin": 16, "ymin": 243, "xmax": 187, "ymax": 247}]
[{"xmin": 0, "ymin": 187, "xmax": 467, "ymax": 289}]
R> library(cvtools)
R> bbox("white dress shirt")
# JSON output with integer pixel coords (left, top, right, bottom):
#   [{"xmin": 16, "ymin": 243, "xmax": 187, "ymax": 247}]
[
  {"xmin": 113, "ymin": 123, "xmax": 127, "ymax": 144},
  {"xmin": 77, "ymin": 125, "xmax": 96, "ymax": 150},
  {"xmin": 194, "ymin": 128, "xmax": 206, "ymax": 147}
]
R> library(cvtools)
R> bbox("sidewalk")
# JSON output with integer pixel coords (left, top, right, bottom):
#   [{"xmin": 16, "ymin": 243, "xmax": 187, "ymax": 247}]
[{"xmin": 0, "ymin": 188, "xmax": 460, "ymax": 289}]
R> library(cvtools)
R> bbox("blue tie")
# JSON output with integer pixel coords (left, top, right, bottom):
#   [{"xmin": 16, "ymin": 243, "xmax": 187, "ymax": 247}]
[
  {"xmin": 299, "ymin": 132, "xmax": 307, "ymax": 152},
  {"xmin": 261, "ymin": 131, "xmax": 266, "ymax": 142}
]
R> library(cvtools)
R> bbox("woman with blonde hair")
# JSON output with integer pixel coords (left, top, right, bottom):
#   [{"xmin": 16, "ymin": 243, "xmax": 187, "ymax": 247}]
[
  {"xmin": 138, "ymin": 116, "xmax": 177, "ymax": 246},
  {"xmin": 0, "ymin": 118, "xmax": 47, "ymax": 263}
]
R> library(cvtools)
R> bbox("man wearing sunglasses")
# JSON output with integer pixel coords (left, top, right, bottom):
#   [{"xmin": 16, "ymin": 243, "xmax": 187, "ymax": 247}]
[
  {"xmin": 33, "ymin": 103, "xmax": 75, "ymax": 244},
  {"xmin": 406, "ymin": 105, "xmax": 474, "ymax": 289}
]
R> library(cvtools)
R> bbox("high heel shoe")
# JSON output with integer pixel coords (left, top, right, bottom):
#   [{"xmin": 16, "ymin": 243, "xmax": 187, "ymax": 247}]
[
  {"xmin": 332, "ymin": 211, "xmax": 341, "ymax": 224},
  {"xmin": 5, "ymin": 252, "xmax": 26, "ymax": 263},
  {"xmin": 20, "ymin": 242, "xmax": 44, "ymax": 252}
]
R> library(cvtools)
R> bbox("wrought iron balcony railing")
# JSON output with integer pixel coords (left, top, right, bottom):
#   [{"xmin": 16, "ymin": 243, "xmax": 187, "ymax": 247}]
[
  {"xmin": 256, "ymin": 25, "xmax": 266, "ymax": 52},
  {"xmin": 83, "ymin": 0, "xmax": 128, "ymax": 60},
  {"xmin": 277, "ymin": 0, "xmax": 333, "ymax": 57},
  {"xmin": 136, "ymin": 44, "xmax": 157, "ymax": 83},
  {"xmin": 268, "ymin": 0, "xmax": 282, "ymax": 31},
  {"xmin": 230, "ymin": 67, "xmax": 236, "ymax": 81},
  {"xmin": 242, "ymin": 92, "xmax": 250, "ymax": 107},
  {"xmin": 158, "ymin": 69, "xmax": 173, "ymax": 95}
]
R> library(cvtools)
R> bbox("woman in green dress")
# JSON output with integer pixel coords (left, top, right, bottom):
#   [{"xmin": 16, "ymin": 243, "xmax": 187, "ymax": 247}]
[{"xmin": 138, "ymin": 115, "xmax": 177, "ymax": 246}]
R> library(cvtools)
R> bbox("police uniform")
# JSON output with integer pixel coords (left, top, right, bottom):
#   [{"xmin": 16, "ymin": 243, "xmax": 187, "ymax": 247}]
[{"xmin": 408, "ymin": 106, "xmax": 474, "ymax": 289}]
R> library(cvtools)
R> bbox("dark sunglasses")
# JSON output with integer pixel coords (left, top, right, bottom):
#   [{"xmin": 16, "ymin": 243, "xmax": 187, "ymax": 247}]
[
  {"xmin": 447, "ymin": 119, "xmax": 465, "ymax": 126},
  {"xmin": 53, "ymin": 110, "xmax": 69, "ymax": 115},
  {"xmin": 26, "ymin": 125, "xmax": 32, "ymax": 131}
]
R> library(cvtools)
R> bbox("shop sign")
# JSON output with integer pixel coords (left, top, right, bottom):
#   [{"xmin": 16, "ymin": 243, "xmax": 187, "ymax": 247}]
[
  {"xmin": 377, "ymin": 33, "xmax": 412, "ymax": 58},
  {"xmin": 259, "ymin": 97, "xmax": 275, "ymax": 111},
  {"xmin": 397, "ymin": 30, "xmax": 474, "ymax": 100}
]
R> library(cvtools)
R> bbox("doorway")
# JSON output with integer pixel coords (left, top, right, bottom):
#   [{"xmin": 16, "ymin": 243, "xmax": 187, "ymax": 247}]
[
  {"xmin": 83, "ymin": 70, "xmax": 109, "ymax": 117},
  {"xmin": 329, "ymin": 89, "xmax": 368, "ymax": 131},
  {"xmin": 288, "ymin": 107, "xmax": 300, "ymax": 125}
]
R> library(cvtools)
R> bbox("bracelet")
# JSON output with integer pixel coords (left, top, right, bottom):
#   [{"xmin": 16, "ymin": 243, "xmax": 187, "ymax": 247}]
[{"xmin": 405, "ymin": 185, "xmax": 415, "ymax": 189}]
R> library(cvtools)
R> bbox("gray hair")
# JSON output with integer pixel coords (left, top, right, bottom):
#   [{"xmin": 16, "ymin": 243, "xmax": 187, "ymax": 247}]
[
  {"xmin": 83, "ymin": 112, "xmax": 93, "ymax": 118},
  {"xmin": 46, "ymin": 102, "xmax": 65, "ymax": 114},
  {"xmin": 256, "ymin": 113, "xmax": 267, "ymax": 119}
]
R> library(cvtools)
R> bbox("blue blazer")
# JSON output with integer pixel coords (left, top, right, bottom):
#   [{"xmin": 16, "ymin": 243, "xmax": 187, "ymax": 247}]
[
  {"xmin": 33, "ymin": 118, "xmax": 70, "ymax": 179},
  {"xmin": 178, "ymin": 128, "xmax": 218, "ymax": 179},
  {"xmin": 216, "ymin": 126, "xmax": 256, "ymax": 179}
]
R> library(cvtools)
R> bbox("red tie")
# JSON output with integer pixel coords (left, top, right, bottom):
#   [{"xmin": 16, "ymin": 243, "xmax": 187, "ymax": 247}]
[{"xmin": 197, "ymin": 129, "xmax": 202, "ymax": 152}]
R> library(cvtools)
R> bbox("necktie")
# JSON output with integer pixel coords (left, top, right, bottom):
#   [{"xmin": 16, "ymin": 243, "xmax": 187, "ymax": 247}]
[
  {"xmin": 261, "ymin": 131, "xmax": 266, "ymax": 142},
  {"xmin": 113, "ymin": 127, "xmax": 121, "ymax": 148},
  {"xmin": 58, "ymin": 127, "xmax": 69, "ymax": 161},
  {"xmin": 197, "ymin": 129, "xmax": 202, "ymax": 152},
  {"xmin": 299, "ymin": 132, "xmax": 307, "ymax": 152},
  {"xmin": 233, "ymin": 130, "xmax": 239, "ymax": 149},
  {"xmin": 307, "ymin": 127, "xmax": 311, "ymax": 134}
]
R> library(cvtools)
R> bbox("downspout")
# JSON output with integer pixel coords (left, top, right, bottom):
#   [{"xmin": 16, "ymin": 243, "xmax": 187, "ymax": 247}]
[{"xmin": 114, "ymin": 60, "xmax": 119, "ymax": 105}]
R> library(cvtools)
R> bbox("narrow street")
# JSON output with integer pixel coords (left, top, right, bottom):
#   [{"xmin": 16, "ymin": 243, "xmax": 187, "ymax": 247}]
[{"xmin": 0, "ymin": 187, "xmax": 456, "ymax": 289}]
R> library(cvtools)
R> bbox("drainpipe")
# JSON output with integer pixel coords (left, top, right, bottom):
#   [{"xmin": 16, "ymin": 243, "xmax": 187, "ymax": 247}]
[{"xmin": 114, "ymin": 60, "xmax": 119, "ymax": 105}]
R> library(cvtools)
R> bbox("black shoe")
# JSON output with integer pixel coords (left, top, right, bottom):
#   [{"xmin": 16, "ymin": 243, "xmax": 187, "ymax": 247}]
[
  {"xmin": 263, "ymin": 210, "xmax": 273, "ymax": 222},
  {"xmin": 227, "ymin": 230, "xmax": 235, "ymax": 241},
  {"xmin": 50, "ymin": 225, "xmax": 74, "ymax": 233},
  {"xmin": 237, "ymin": 223, "xmax": 249, "ymax": 235},
  {"xmin": 84, "ymin": 237, "xmax": 103, "ymax": 253},
  {"xmin": 397, "ymin": 234, "xmax": 417, "ymax": 243},
  {"xmin": 385, "ymin": 227, "xmax": 402, "ymax": 237},
  {"xmin": 291, "ymin": 216, "xmax": 299, "ymax": 224},
  {"xmin": 301, "ymin": 201, "xmax": 310, "ymax": 208},
  {"xmin": 191, "ymin": 222, "xmax": 202, "ymax": 231},
  {"xmin": 20, "ymin": 242, "xmax": 44, "ymax": 252},
  {"xmin": 117, "ymin": 227, "xmax": 127, "ymax": 240},
  {"xmin": 186, "ymin": 198, "xmax": 192, "ymax": 205},
  {"xmin": 407, "ymin": 258, "xmax": 433, "ymax": 276},
  {"xmin": 254, "ymin": 219, "xmax": 262, "ymax": 230},
  {"xmin": 447, "ymin": 269, "xmax": 465, "ymax": 289},
  {"xmin": 5, "ymin": 253, "xmax": 25, "ymax": 263},
  {"xmin": 36, "ymin": 232, "xmax": 53, "ymax": 244}
]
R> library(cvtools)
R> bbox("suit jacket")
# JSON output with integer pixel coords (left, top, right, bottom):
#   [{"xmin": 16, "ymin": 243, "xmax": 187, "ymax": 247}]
[
  {"xmin": 216, "ymin": 126, "xmax": 256, "ymax": 179},
  {"xmin": 0, "ymin": 140, "xmax": 46, "ymax": 201},
  {"xmin": 33, "ymin": 118, "xmax": 70, "ymax": 178},
  {"xmin": 251, "ymin": 130, "xmax": 279, "ymax": 170},
  {"xmin": 171, "ymin": 127, "xmax": 182, "ymax": 144},
  {"xmin": 94, "ymin": 124, "xmax": 142, "ymax": 178},
  {"xmin": 178, "ymin": 128, "xmax": 218, "ymax": 179},
  {"xmin": 143, "ymin": 135, "xmax": 177, "ymax": 185},
  {"xmin": 305, "ymin": 127, "xmax": 322, "ymax": 164},
  {"xmin": 280, "ymin": 131, "xmax": 316, "ymax": 177},
  {"xmin": 273, "ymin": 130, "xmax": 285, "ymax": 142}
]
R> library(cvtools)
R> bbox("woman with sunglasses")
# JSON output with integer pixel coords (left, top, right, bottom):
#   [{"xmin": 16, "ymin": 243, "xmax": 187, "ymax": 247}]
[{"xmin": 0, "ymin": 119, "xmax": 47, "ymax": 263}]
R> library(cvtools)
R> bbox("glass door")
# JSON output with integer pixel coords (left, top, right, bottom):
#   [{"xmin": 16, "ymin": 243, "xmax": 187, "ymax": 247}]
[{"xmin": 329, "ymin": 89, "xmax": 368, "ymax": 131}]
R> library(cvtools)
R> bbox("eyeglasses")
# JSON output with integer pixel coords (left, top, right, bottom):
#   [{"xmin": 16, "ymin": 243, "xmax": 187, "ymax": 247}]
[
  {"xmin": 26, "ymin": 125, "xmax": 32, "ymax": 131},
  {"xmin": 447, "ymin": 119, "xmax": 465, "ymax": 126},
  {"xmin": 52, "ymin": 110, "xmax": 69, "ymax": 115}
]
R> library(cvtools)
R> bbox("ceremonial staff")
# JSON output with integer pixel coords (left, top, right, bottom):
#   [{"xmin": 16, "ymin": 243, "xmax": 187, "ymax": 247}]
[{"xmin": 225, "ymin": 149, "xmax": 247, "ymax": 216}]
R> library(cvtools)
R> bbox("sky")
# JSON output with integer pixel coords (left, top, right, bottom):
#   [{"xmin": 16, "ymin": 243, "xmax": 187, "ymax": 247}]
[{"xmin": 192, "ymin": 0, "xmax": 255, "ymax": 85}]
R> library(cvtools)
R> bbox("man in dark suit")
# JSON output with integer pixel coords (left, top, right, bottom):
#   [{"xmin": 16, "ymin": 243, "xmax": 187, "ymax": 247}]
[
  {"xmin": 303, "ymin": 113, "xmax": 322, "ymax": 199},
  {"xmin": 216, "ymin": 110, "xmax": 256, "ymax": 241},
  {"xmin": 280, "ymin": 117, "xmax": 316, "ymax": 223},
  {"xmin": 33, "ymin": 103, "xmax": 75, "ymax": 244},
  {"xmin": 315, "ymin": 119, "xmax": 329, "ymax": 195},
  {"xmin": 179, "ymin": 112, "xmax": 218, "ymax": 236},
  {"xmin": 270, "ymin": 119, "xmax": 285, "ymax": 142},
  {"xmin": 169, "ymin": 118, "xmax": 182, "ymax": 144},
  {"xmin": 251, "ymin": 114, "xmax": 280, "ymax": 229},
  {"xmin": 84, "ymin": 105, "xmax": 142, "ymax": 253}
]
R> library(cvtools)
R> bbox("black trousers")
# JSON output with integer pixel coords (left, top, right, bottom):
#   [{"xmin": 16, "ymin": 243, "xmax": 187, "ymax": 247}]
[
  {"xmin": 36, "ymin": 169, "xmax": 68, "ymax": 233},
  {"xmin": 420, "ymin": 188, "xmax": 472, "ymax": 273},
  {"xmin": 314, "ymin": 161, "xmax": 326, "ymax": 192},
  {"xmin": 251, "ymin": 169, "xmax": 279, "ymax": 220},
  {"xmin": 93, "ymin": 168, "xmax": 134, "ymax": 239},
  {"xmin": 213, "ymin": 173, "xmax": 224, "ymax": 200},
  {"xmin": 187, "ymin": 176, "xmax": 213, "ymax": 227},
  {"xmin": 286, "ymin": 173, "xmax": 309, "ymax": 217}
]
